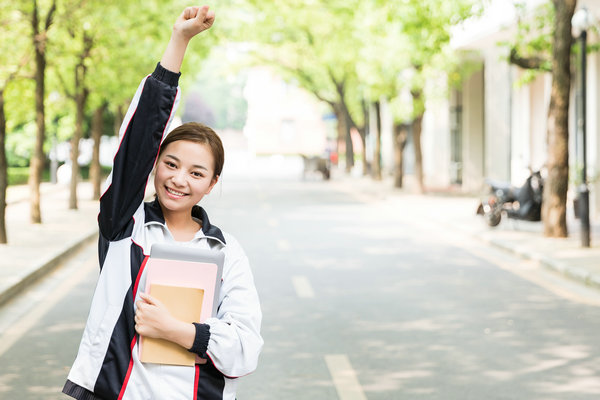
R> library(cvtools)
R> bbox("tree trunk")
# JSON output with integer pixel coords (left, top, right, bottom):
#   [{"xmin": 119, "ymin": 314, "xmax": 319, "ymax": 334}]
[
  {"xmin": 69, "ymin": 89, "xmax": 84, "ymax": 209},
  {"xmin": 90, "ymin": 103, "xmax": 107, "ymax": 200},
  {"xmin": 412, "ymin": 113, "xmax": 425, "ymax": 193},
  {"xmin": 332, "ymin": 104, "xmax": 345, "ymax": 168},
  {"xmin": 360, "ymin": 98, "xmax": 369, "ymax": 176},
  {"xmin": 333, "ymin": 103, "xmax": 354, "ymax": 172},
  {"xmin": 393, "ymin": 122, "xmax": 408, "ymax": 188},
  {"xmin": 0, "ymin": 90, "xmax": 8, "ymax": 243},
  {"xmin": 332, "ymin": 79, "xmax": 356, "ymax": 173},
  {"xmin": 411, "ymin": 88, "xmax": 426, "ymax": 193},
  {"xmin": 543, "ymin": 0, "xmax": 576, "ymax": 237},
  {"xmin": 29, "ymin": 22, "xmax": 45, "ymax": 223},
  {"xmin": 69, "ymin": 32, "xmax": 92, "ymax": 209},
  {"xmin": 28, "ymin": 0, "xmax": 56, "ymax": 223},
  {"xmin": 373, "ymin": 101, "xmax": 383, "ymax": 181},
  {"xmin": 344, "ymin": 110, "xmax": 354, "ymax": 173}
]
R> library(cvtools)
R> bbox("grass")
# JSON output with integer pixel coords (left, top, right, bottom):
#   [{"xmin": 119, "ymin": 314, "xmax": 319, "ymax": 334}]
[
  {"xmin": 7, "ymin": 167, "xmax": 49, "ymax": 186},
  {"xmin": 7, "ymin": 165, "xmax": 111, "ymax": 186}
]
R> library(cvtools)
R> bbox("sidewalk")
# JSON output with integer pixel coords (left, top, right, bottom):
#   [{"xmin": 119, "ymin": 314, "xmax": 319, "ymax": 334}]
[
  {"xmin": 333, "ymin": 173, "xmax": 600, "ymax": 291},
  {"xmin": 0, "ymin": 183, "xmax": 99, "ymax": 307}
]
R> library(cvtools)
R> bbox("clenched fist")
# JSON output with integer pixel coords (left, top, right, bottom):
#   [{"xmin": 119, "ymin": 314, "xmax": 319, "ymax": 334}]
[{"xmin": 173, "ymin": 5, "xmax": 216, "ymax": 41}]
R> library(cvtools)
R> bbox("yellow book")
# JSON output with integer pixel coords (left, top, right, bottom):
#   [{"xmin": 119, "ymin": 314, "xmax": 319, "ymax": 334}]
[{"xmin": 139, "ymin": 284, "xmax": 204, "ymax": 366}]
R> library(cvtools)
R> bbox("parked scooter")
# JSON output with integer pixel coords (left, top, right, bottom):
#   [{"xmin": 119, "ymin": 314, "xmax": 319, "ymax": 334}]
[
  {"xmin": 476, "ymin": 170, "xmax": 544, "ymax": 227},
  {"xmin": 301, "ymin": 154, "xmax": 331, "ymax": 180}
]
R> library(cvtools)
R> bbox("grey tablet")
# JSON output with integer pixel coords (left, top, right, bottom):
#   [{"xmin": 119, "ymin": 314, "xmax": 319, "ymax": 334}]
[{"xmin": 150, "ymin": 243, "xmax": 225, "ymax": 317}]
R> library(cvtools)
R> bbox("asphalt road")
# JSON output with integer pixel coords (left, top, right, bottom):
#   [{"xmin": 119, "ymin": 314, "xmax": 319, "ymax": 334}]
[{"xmin": 1, "ymin": 174, "xmax": 600, "ymax": 400}]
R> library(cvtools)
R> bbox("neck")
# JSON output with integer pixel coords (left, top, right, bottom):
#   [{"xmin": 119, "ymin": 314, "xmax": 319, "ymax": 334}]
[
  {"xmin": 164, "ymin": 210, "xmax": 193, "ymax": 229},
  {"xmin": 161, "ymin": 207, "xmax": 201, "ymax": 241}
]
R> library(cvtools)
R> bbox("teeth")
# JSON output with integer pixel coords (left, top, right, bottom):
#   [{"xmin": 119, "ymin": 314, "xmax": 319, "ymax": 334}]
[{"xmin": 166, "ymin": 188, "xmax": 186, "ymax": 196}]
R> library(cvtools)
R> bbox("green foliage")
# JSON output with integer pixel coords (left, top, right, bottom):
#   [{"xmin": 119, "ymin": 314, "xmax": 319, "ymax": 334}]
[
  {"xmin": 224, "ymin": 0, "xmax": 367, "ymax": 127},
  {"xmin": 8, "ymin": 167, "xmax": 31, "ymax": 186},
  {"xmin": 2, "ymin": 0, "xmax": 486, "ymax": 168},
  {"xmin": 500, "ymin": 1, "xmax": 553, "ymax": 75},
  {"xmin": 0, "ymin": 1, "xmax": 35, "ymax": 140},
  {"xmin": 6, "ymin": 164, "xmax": 111, "ymax": 186},
  {"xmin": 370, "ymin": 0, "xmax": 481, "ymax": 122},
  {"xmin": 446, "ymin": 51, "xmax": 484, "ymax": 90},
  {"xmin": 1, "ymin": 0, "xmax": 221, "ymax": 172},
  {"xmin": 226, "ymin": 0, "xmax": 481, "ymax": 125},
  {"xmin": 6, "ymin": 121, "xmax": 36, "ymax": 167},
  {"xmin": 7, "ymin": 167, "xmax": 50, "ymax": 185},
  {"xmin": 513, "ymin": 1, "xmax": 554, "ymax": 53}
]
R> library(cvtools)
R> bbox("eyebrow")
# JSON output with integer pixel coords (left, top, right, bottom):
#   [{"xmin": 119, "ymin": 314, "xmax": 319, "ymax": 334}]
[{"xmin": 164, "ymin": 154, "xmax": 209, "ymax": 171}]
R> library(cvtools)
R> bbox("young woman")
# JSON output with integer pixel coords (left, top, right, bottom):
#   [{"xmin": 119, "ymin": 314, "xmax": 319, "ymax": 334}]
[{"xmin": 63, "ymin": 6, "xmax": 263, "ymax": 400}]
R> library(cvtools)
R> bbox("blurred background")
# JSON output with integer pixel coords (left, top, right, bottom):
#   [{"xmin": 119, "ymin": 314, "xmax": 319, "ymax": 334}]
[
  {"xmin": 0, "ymin": 0, "xmax": 599, "ymax": 238},
  {"xmin": 0, "ymin": 0, "xmax": 600, "ymax": 230},
  {"xmin": 1, "ymin": 0, "xmax": 600, "ymax": 399}
]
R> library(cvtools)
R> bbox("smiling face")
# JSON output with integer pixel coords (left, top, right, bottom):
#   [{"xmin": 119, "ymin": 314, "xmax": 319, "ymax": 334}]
[{"xmin": 154, "ymin": 140, "xmax": 218, "ymax": 216}]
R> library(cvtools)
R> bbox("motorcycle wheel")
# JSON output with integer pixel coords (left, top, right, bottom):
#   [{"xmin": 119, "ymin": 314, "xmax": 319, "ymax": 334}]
[{"xmin": 485, "ymin": 211, "xmax": 502, "ymax": 227}]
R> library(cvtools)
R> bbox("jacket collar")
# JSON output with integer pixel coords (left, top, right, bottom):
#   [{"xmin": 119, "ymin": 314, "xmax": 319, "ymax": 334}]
[{"xmin": 144, "ymin": 198, "xmax": 227, "ymax": 245}]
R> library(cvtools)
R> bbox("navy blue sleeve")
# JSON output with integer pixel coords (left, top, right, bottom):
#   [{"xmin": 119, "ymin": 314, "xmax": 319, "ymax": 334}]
[
  {"xmin": 98, "ymin": 63, "xmax": 180, "ymax": 241},
  {"xmin": 188, "ymin": 323, "xmax": 211, "ymax": 356}
]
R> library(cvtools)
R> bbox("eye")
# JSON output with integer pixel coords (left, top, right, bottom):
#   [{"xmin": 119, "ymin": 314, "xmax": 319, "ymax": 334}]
[
  {"xmin": 164, "ymin": 161, "xmax": 177, "ymax": 168},
  {"xmin": 191, "ymin": 171, "xmax": 204, "ymax": 178}
]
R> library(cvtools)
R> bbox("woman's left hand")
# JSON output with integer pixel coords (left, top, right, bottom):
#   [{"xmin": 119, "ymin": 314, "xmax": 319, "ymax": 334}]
[{"xmin": 135, "ymin": 292, "xmax": 175, "ymax": 339}]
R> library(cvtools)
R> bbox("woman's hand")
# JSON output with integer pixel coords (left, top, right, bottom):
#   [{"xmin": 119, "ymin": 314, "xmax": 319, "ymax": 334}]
[
  {"xmin": 160, "ymin": 5, "xmax": 215, "ymax": 73},
  {"xmin": 135, "ymin": 292, "xmax": 196, "ymax": 349},
  {"xmin": 173, "ymin": 5, "xmax": 216, "ymax": 41},
  {"xmin": 135, "ymin": 292, "xmax": 173, "ymax": 339}
]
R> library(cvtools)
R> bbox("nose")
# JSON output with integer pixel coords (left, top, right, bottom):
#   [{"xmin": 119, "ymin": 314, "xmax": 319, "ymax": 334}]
[{"xmin": 170, "ymin": 170, "xmax": 187, "ymax": 187}]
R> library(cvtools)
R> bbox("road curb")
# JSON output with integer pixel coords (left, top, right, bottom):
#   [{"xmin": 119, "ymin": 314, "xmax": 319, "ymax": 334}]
[
  {"xmin": 540, "ymin": 258, "xmax": 600, "ymax": 291},
  {"xmin": 486, "ymin": 237, "xmax": 600, "ymax": 291},
  {"xmin": 0, "ymin": 229, "xmax": 98, "ymax": 308}
]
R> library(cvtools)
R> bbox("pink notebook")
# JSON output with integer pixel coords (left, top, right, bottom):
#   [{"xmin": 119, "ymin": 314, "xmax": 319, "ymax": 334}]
[{"xmin": 143, "ymin": 257, "xmax": 218, "ymax": 322}]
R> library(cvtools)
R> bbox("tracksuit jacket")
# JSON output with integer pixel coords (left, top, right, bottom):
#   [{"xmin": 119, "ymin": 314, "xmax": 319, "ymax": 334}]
[{"xmin": 63, "ymin": 63, "xmax": 263, "ymax": 400}]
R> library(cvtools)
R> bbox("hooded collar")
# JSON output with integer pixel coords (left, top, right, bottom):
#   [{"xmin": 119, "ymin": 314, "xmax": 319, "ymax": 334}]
[{"xmin": 144, "ymin": 198, "xmax": 226, "ymax": 245}]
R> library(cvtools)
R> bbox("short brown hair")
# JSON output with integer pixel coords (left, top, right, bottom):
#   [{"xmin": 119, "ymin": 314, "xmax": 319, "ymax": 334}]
[{"xmin": 158, "ymin": 122, "xmax": 224, "ymax": 179}]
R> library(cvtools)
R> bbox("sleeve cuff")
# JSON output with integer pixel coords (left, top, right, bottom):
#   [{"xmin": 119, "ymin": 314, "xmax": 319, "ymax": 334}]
[
  {"xmin": 152, "ymin": 62, "xmax": 181, "ymax": 87},
  {"xmin": 188, "ymin": 323, "xmax": 211, "ymax": 356}
]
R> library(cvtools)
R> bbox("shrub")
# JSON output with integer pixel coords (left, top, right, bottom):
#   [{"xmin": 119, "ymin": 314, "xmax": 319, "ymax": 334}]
[{"xmin": 7, "ymin": 167, "xmax": 51, "ymax": 186}]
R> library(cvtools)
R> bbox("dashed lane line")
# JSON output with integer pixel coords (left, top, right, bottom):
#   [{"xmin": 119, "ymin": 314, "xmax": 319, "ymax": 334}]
[
  {"xmin": 292, "ymin": 275, "xmax": 315, "ymax": 298},
  {"xmin": 277, "ymin": 239, "xmax": 292, "ymax": 251},
  {"xmin": 325, "ymin": 354, "xmax": 368, "ymax": 400}
]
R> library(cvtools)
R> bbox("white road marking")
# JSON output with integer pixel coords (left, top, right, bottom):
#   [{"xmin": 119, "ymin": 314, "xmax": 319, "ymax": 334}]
[
  {"xmin": 325, "ymin": 354, "xmax": 367, "ymax": 400},
  {"xmin": 0, "ymin": 253, "xmax": 96, "ymax": 358},
  {"xmin": 292, "ymin": 275, "xmax": 315, "ymax": 298},
  {"xmin": 277, "ymin": 239, "xmax": 292, "ymax": 251}
]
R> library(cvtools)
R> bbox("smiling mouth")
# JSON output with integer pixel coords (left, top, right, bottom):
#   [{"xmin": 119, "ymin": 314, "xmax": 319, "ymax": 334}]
[{"xmin": 165, "ymin": 187, "xmax": 188, "ymax": 197}]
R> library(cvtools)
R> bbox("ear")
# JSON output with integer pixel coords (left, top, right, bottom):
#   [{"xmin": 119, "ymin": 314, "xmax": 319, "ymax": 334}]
[{"xmin": 206, "ymin": 175, "xmax": 219, "ymax": 195}]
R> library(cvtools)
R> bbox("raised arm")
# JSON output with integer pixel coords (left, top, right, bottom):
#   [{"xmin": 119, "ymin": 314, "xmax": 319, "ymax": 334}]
[
  {"xmin": 98, "ymin": 5, "xmax": 215, "ymax": 241},
  {"xmin": 161, "ymin": 5, "xmax": 215, "ymax": 73}
]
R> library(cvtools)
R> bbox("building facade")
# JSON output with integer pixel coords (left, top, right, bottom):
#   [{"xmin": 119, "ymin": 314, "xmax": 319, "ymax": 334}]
[
  {"xmin": 418, "ymin": 0, "xmax": 600, "ymax": 218},
  {"xmin": 242, "ymin": 67, "xmax": 329, "ymax": 157}
]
